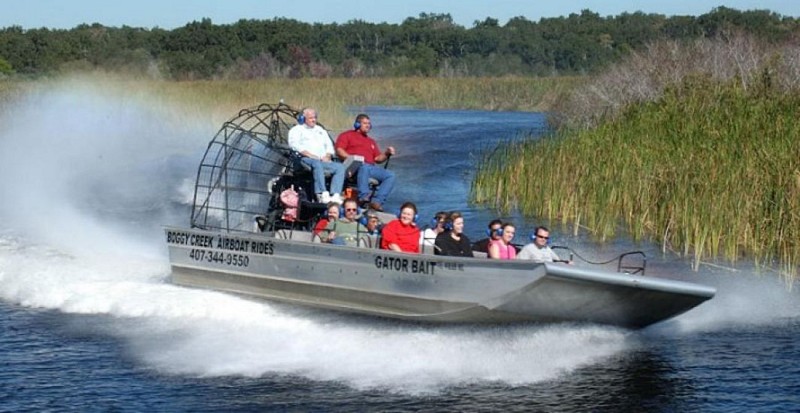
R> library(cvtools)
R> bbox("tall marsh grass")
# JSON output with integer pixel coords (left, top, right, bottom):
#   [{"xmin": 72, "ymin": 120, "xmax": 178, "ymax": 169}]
[
  {"xmin": 473, "ymin": 74, "xmax": 800, "ymax": 279},
  {"xmin": 553, "ymin": 33, "xmax": 800, "ymax": 130},
  {"xmin": 0, "ymin": 74, "xmax": 574, "ymax": 132}
]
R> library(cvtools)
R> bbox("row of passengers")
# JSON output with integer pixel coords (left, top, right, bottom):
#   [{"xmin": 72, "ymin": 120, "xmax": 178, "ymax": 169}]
[
  {"xmin": 375, "ymin": 202, "xmax": 474, "ymax": 256},
  {"xmin": 422, "ymin": 214, "xmax": 509, "ymax": 256},
  {"xmin": 313, "ymin": 201, "xmax": 470, "ymax": 256},
  {"xmin": 288, "ymin": 109, "xmax": 395, "ymax": 211},
  {"xmin": 313, "ymin": 199, "xmax": 420, "ymax": 252},
  {"xmin": 312, "ymin": 200, "xmax": 562, "ymax": 263},
  {"xmin": 474, "ymin": 219, "xmax": 562, "ymax": 262},
  {"xmin": 409, "ymin": 211, "xmax": 564, "ymax": 262}
]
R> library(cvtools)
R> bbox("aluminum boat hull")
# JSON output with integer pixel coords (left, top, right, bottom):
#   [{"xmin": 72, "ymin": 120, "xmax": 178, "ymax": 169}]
[{"xmin": 165, "ymin": 227, "xmax": 715, "ymax": 329}]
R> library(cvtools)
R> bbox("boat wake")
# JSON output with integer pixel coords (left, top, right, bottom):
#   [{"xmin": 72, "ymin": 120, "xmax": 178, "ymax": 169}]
[
  {"xmin": 1, "ymin": 228, "xmax": 635, "ymax": 394},
  {"xmin": 0, "ymin": 80, "xmax": 798, "ymax": 395}
]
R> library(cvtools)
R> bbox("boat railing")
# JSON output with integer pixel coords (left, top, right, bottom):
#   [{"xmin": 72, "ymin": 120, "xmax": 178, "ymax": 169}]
[
  {"xmin": 551, "ymin": 246, "xmax": 647, "ymax": 276},
  {"xmin": 273, "ymin": 226, "xmax": 384, "ymax": 249},
  {"xmin": 617, "ymin": 251, "xmax": 647, "ymax": 275},
  {"xmin": 472, "ymin": 251, "xmax": 489, "ymax": 259},
  {"xmin": 357, "ymin": 235, "xmax": 380, "ymax": 249},
  {"xmin": 274, "ymin": 228, "xmax": 315, "ymax": 242}
]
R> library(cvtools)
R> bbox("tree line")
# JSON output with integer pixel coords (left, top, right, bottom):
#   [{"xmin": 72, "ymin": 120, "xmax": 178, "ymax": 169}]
[{"xmin": 0, "ymin": 7, "xmax": 797, "ymax": 79}]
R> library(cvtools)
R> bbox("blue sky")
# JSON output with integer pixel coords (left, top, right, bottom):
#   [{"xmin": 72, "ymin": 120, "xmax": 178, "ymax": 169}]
[{"xmin": 2, "ymin": 0, "xmax": 798, "ymax": 30}]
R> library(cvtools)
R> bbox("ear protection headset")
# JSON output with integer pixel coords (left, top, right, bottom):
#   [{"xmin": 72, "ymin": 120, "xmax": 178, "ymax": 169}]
[
  {"xmin": 397, "ymin": 209, "xmax": 419, "ymax": 223},
  {"xmin": 353, "ymin": 114, "xmax": 369, "ymax": 130},
  {"xmin": 359, "ymin": 215, "xmax": 383, "ymax": 235},
  {"xmin": 429, "ymin": 217, "xmax": 441, "ymax": 229},
  {"xmin": 485, "ymin": 220, "xmax": 504, "ymax": 237},
  {"xmin": 430, "ymin": 212, "xmax": 454, "ymax": 231},
  {"xmin": 530, "ymin": 226, "xmax": 553, "ymax": 245},
  {"xmin": 298, "ymin": 108, "xmax": 316, "ymax": 125},
  {"xmin": 435, "ymin": 217, "xmax": 453, "ymax": 231},
  {"xmin": 486, "ymin": 227, "xmax": 503, "ymax": 237}
]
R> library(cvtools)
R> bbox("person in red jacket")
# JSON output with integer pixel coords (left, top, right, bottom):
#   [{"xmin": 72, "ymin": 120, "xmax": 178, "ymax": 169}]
[
  {"xmin": 313, "ymin": 202, "xmax": 340, "ymax": 238},
  {"xmin": 380, "ymin": 201, "xmax": 420, "ymax": 253}
]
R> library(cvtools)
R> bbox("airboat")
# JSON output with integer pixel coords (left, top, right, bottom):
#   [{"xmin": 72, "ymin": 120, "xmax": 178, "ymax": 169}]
[{"xmin": 164, "ymin": 102, "xmax": 715, "ymax": 329}]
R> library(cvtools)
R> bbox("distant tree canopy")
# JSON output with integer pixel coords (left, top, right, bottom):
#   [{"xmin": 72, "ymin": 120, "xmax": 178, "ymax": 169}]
[{"xmin": 0, "ymin": 7, "xmax": 797, "ymax": 79}]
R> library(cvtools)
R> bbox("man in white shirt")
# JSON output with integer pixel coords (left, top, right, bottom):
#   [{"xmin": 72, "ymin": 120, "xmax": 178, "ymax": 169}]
[
  {"xmin": 288, "ymin": 108, "xmax": 345, "ymax": 203},
  {"xmin": 517, "ymin": 226, "xmax": 562, "ymax": 262}
]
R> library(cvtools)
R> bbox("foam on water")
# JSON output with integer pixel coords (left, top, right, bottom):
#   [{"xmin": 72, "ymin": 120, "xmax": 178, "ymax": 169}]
[
  {"xmin": 130, "ymin": 320, "xmax": 630, "ymax": 394},
  {"xmin": 1, "ymin": 79, "xmax": 798, "ymax": 395},
  {"xmin": 654, "ymin": 268, "xmax": 800, "ymax": 335},
  {"xmin": 0, "ymin": 229, "xmax": 632, "ymax": 394}
]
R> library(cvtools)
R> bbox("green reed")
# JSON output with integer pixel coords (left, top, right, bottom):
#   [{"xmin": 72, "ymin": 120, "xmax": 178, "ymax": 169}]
[
  {"xmin": 473, "ymin": 75, "xmax": 800, "ymax": 279},
  {"xmin": 0, "ymin": 74, "xmax": 574, "ymax": 134}
]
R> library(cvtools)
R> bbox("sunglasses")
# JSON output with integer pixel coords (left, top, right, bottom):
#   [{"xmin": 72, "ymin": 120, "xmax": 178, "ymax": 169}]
[
  {"xmin": 345, "ymin": 208, "xmax": 358, "ymax": 212},
  {"xmin": 535, "ymin": 234, "xmax": 549, "ymax": 240}
]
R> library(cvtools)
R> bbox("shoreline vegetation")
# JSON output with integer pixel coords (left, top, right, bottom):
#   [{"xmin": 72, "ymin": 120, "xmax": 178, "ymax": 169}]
[
  {"xmin": 0, "ymin": 75, "xmax": 575, "ymax": 131},
  {"xmin": 3, "ymin": 8, "xmax": 796, "ymax": 81},
  {"xmin": 472, "ymin": 33, "xmax": 800, "ymax": 280}
]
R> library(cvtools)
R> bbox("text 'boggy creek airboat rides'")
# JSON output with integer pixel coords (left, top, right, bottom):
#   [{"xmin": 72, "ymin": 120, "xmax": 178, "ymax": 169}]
[{"xmin": 164, "ymin": 102, "xmax": 715, "ymax": 329}]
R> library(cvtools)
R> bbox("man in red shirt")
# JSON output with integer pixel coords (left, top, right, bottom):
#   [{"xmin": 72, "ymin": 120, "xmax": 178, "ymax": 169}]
[{"xmin": 335, "ymin": 114, "xmax": 396, "ymax": 211}]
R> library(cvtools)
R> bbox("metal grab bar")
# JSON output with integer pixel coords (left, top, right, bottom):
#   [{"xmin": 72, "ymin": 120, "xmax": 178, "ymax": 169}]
[
  {"xmin": 548, "ymin": 246, "xmax": 647, "ymax": 275},
  {"xmin": 618, "ymin": 250, "xmax": 647, "ymax": 275}
]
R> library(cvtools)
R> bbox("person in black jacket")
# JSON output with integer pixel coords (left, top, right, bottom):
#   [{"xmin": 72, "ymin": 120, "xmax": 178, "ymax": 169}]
[{"xmin": 435, "ymin": 211, "xmax": 474, "ymax": 257}]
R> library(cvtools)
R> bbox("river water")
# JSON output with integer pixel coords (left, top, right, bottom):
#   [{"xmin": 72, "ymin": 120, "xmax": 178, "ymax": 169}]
[{"xmin": 1, "ymin": 84, "xmax": 799, "ymax": 411}]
